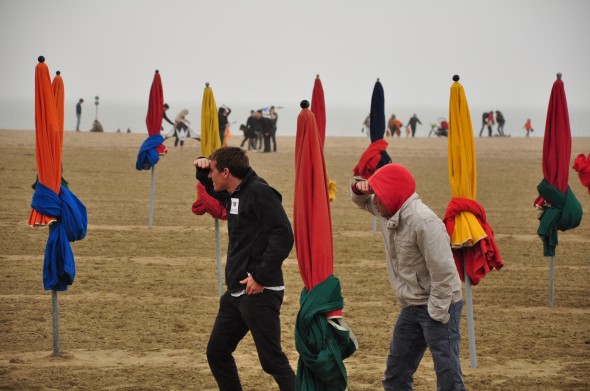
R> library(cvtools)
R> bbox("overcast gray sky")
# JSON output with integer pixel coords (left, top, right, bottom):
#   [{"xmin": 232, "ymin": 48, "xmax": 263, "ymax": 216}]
[{"xmin": 1, "ymin": 0, "xmax": 589, "ymax": 127}]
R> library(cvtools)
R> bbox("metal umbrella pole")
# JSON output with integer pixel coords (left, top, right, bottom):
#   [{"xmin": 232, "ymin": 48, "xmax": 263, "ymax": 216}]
[
  {"xmin": 215, "ymin": 219, "xmax": 223, "ymax": 296},
  {"xmin": 51, "ymin": 289, "xmax": 60, "ymax": 356},
  {"xmin": 548, "ymin": 256, "xmax": 555, "ymax": 307},
  {"xmin": 148, "ymin": 165, "xmax": 156, "ymax": 228},
  {"xmin": 463, "ymin": 251, "xmax": 477, "ymax": 368}
]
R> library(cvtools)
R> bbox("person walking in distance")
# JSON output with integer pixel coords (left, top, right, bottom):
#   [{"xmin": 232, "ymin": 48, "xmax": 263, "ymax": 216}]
[
  {"xmin": 194, "ymin": 147, "xmax": 296, "ymax": 391},
  {"xmin": 75, "ymin": 98, "xmax": 84, "ymax": 131}
]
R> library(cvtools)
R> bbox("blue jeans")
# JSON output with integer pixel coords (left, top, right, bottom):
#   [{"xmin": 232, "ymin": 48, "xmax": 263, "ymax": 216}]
[{"xmin": 383, "ymin": 301, "xmax": 466, "ymax": 391}]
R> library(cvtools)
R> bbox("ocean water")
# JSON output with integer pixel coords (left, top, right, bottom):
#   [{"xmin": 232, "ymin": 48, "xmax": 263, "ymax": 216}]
[{"xmin": 1, "ymin": 99, "xmax": 588, "ymax": 138}]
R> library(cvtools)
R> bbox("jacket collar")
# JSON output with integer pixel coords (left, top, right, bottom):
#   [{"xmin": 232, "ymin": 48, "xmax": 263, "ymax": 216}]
[{"xmin": 387, "ymin": 193, "xmax": 419, "ymax": 229}]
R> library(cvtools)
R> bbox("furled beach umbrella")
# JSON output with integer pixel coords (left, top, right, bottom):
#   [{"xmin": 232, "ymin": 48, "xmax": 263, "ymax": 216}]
[
  {"xmin": 311, "ymin": 75, "xmax": 326, "ymax": 148},
  {"xmin": 311, "ymin": 75, "xmax": 336, "ymax": 201},
  {"xmin": 533, "ymin": 73, "xmax": 583, "ymax": 307},
  {"xmin": 136, "ymin": 70, "xmax": 166, "ymax": 228},
  {"xmin": 353, "ymin": 79, "xmax": 391, "ymax": 180},
  {"xmin": 196, "ymin": 82, "xmax": 224, "ymax": 296},
  {"xmin": 443, "ymin": 75, "xmax": 504, "ymax": 368},
  {"xmin": 294, "ymin": 100, "xmax": 357, "ymax": 390},
  {"xmin": 573, "ymin": 153, "xmax": 590, "ymax": 195},
  {"xmin": 29, "ymin": 56, "xmax": 88, "ymax": 356}
]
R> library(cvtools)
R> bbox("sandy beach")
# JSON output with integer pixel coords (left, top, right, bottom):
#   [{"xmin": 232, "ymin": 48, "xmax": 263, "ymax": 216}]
[{"xmin": 0, "ymin": 130, "xmax": 589, "ymax": 390}]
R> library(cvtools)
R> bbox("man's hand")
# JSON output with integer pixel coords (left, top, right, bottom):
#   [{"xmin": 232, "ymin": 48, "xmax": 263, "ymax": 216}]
[
  {"xmin": 354, "ymin": 180, "xmax": 373, "ymax": 195},
  {"xmin": 193, "ymin": 157, "xmax": 210, "ymax": 169},
  {"xmin": 239, "ymin": 275, "xmax": 264, "ymax": 295}
]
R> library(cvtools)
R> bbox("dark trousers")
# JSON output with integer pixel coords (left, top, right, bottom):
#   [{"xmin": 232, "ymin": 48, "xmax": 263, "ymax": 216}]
[
  {"xmin": 207, "ymin": 291, "xmax": 295, "ymax": 391},
  {"xmin": 383, "ymin": 301, "xmax": 465, "ymax": 391},
  {"xmin": 270, "ymin": 128, "xmax": 277, "ymax": 151}
]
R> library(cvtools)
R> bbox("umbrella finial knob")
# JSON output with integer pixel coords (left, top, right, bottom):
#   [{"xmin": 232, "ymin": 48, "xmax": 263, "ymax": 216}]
[
  {"xmin": 300, "ymin": 100, "xmax": 310, "ymax": 109},
  {"xmin": 56, "ymin": 70, "xmax": 60, "ymax": 75},
  {"xmin": 205, "ymin": 82, "xmax": 210, "ymax": 87},
  {"xmin": 453, "ymin": 75, "xmax": 460, "ymax": 82},
  {"xmin": 38, "ymin": 56, "xmax": 45, "ymax": 63},
  {"xmin": 557, "ymin": 72, "xmax": 562, "ymax": 80},
  {"xmin": 316, "ymin": 74, "xmax": 320, "ymax": 78},
  {"xmin": 377, "ymin": 78, "xmax": 380, "ymax": 82},
  {"xmin": 155, "ymin": 69, "xmax": 159, "ymax": 74}
]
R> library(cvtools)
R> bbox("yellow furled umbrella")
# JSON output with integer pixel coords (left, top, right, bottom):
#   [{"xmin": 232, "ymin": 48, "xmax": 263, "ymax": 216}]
[
  {"xmin": 200, "ymin": 82, "xmax": 220, "ymax": 158},
  {"xmin": 198, "ymin": 82, "xmax": 223, "ymax": 296},
  {"xmin": 447, "ymin": 78, "xmax": 487, "ymax": 247}
]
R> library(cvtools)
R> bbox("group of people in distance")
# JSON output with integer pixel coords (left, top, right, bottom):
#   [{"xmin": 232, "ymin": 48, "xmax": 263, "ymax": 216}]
[
  {"xmin": 160, "ymin": 103, "xmax": 280, "ymax": 153},
  {"xmin": 479, "ymin": 110, "xmax": 507, "ymax": 137},
  {"xmin": 362, "ymin": 113, "xmax": 425, "ymax": 137},
  {"xmin": 238, "ymin": 106, "xmax": 279, "ymax": 153}
]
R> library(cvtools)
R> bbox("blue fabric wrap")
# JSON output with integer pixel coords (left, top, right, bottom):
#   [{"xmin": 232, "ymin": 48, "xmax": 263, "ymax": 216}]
[
  {"xmin": 136, "ymin": 134, "xmax": 164, "ymax": 170},
  {"xmin": 31, "ymin": 183, "xmax": 88, "ymax": 291}
]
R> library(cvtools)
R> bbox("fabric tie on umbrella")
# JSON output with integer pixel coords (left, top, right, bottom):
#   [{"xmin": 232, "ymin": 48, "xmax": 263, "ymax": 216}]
[
  {"xmin": 573, "ymin": 153, "xmax": 590, "ymax": 194},
  {"xmin": 534, "ymin": 74, "xmax": 583, "ymax": 256},
  {"xmin": 444, "ymin": 75, "xmax": 502, "ymax": 284},
  {"xmin": 294, "ymin": 100, "xmax": 356, "ymax": 390},
  {"xmin": 311, "ymin": 75, "xmax": 336, "ymax": 201},
  {"xmin": 29, "ymin": 57, "xmax": 88, "ymax": 290},
  {"xmin": 354, "ymin": 79, "xmax": 392, "ymax": 179},
  {"xmin": 136, "ymin": 70, "xmax": 166, "ymax": 171}
]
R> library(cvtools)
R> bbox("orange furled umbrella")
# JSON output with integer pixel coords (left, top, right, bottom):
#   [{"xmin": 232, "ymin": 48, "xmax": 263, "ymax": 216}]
[{"xmin": 28, "ymin": 58, "xmax": 62, "ymax": 227}]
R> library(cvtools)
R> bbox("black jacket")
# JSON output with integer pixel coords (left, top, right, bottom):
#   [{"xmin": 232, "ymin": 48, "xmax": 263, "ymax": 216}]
[{"xmin": 196, "ymin": 167, "xmax": 294, "ymax": 293}]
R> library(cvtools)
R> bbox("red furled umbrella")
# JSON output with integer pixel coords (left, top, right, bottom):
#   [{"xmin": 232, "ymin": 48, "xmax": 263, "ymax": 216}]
[
  {"xmin": 294, "ymin": 100, "xmax": 356, "ymax": 389},
  {"xmin": 294, "ymin": 100, "xmax": 340, "ymax": 317},
  {"xmin": 534, "ymin": 73, "xmax": 583, "ymax": 307},
  {"xmin": 146, "ymin": 70, "xmax": 167, "ymax": 156},
  {"xmin": 573, "ymin": 153, "xmax": 590, "ymax": 194},
  {"xmin": 311, "ymin": 75, "xmax": 326, "ymax": 149}
]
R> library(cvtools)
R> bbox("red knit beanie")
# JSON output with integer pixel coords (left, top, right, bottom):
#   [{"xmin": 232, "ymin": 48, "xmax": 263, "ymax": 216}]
[{"xmin": 368, "ymin": 163, "xmax": 416, "ymax": 215}]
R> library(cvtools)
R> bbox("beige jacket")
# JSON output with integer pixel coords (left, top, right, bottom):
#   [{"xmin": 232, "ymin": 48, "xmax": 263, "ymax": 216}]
[{"xmin": 352, "ymin": 190, "xmax": 462, "ymax": 323}]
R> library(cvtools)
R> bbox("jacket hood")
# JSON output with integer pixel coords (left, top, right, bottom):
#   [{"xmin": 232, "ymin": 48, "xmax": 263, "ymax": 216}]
[{"xmin": 368, "ymin": 163, "xmax": 416, "ymax": 215}]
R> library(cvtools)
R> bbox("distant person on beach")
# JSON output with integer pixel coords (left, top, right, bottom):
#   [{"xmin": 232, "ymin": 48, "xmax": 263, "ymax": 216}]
[
  {"xmin": 407, "ymin": 114, "xmax": 422, "ymax": 137},
  {"xmin": 240, "ymin": 110, "xmax": 256, "ymax": 150},
  {"xmin": 524, "ymin": 118, "xmax": 534, "ymax": 137},
  {"xmin": 162, "ymin": 103, "xmax": 174, "ymax": 131},
  {"xmin": 75, "ymin": 98, "xmax": 84, "ymax": 131},
  {"xmin": 387, "ymin": 114, "xmax": 403, "ymax": 137},
  {"xmin": 173, "ymin": 109, "xmax": 191, "ymax": 149},
  {"xmin": 350, "ymin": 163, "xmax": 465, "ymax": 390},
  {"xmin": 362, "ymin": 114, "xmax": 371, "ymax": 137},
  {"xmin": 218, "ymin": 105, "xmax": 231, "ymax": 143},
  {"xmin": 495, "ymin": 110, "xmax": 506, "ymax": 136},
  {"xmin": 486, "ymin": 111, "xmax": 495, "ymax": 137},
  {"xmin": 193, "ymin": 147, "xmax": 296, "ymax": 391},
  {"xmin": 255, "ymin": 110, "xmax": 273, "ymax": 153},
  {"xmin": 269, "ymin": 106, "xmax": 278, "ymax": 152},
  {"xmin": 479, "ymin": 111, "xmax": 488, "ymax": 137}
]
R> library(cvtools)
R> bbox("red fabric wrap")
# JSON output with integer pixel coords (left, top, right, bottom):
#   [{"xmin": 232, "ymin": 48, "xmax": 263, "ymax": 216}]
[
  {"xmin": 573, "ymin": 153, "xmax": 590, "ymax": 194},
  {"xmin": 353, "ymin": 139, "xmax": 389, "ymax": 180},
  {"xmin": 191, "ymin": 182, "xmax": 227, "ymax": 220},
  {"xmin": 443, "ymin": 197, "xmax": 504, "ymax": 285}
]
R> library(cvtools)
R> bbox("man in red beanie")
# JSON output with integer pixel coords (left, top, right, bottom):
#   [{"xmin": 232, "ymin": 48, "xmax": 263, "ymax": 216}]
[{"xmin": 351, "ymin": 163, "xmax": 466, "ymax": 390}]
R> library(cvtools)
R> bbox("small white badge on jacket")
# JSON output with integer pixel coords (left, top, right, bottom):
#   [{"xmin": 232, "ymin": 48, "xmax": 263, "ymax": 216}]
[{"xmin": 230, "ymin": 198, "xmax": 239, "ymax": 214}]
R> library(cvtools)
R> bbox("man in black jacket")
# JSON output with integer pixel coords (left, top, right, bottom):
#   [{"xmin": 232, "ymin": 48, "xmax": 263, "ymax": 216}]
[{"xmin": 194, "ymin": 147, "xmax": 295, "ymax": 391}]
